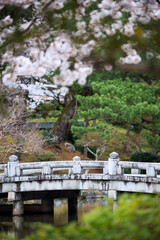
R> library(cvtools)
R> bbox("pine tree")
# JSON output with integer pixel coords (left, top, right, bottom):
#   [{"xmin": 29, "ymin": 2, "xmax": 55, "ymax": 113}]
[{"xmin": 71, "ymin": 76, "xmax": 160, "ymax": 155}]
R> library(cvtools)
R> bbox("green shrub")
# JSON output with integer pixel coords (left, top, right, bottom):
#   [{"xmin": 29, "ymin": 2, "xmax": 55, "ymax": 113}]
[
  {"xmin": 30, "ymin": 101, "xmax": 61, "ymax": 119},
  {"xmin": 130, "ymin": 151, "xmax": 160, "ymax": 162},
  {"xmin": 0, "ymin": 233, "xmax": 16, "ymax": 240},
  {"xmin": 35, "ymin": 151, "xmax": 55, "ymax": 161},
  {"xmin": 26, "ymin": 194, "xmax": 160, "ymax": 240},
  {"xmin": 41, "ymin": 130, "xmax": 58, "ymax": 145}
]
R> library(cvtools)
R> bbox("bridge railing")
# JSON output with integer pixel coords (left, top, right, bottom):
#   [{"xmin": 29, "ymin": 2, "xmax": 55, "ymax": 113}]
[
  {"xmin": 0, "ymin": 152, "xmax": 160, "ymax": 179},
  {"xmin": 106, "ymin": 152, "xmax": 160, "ymax": 177},
  {"xmin": 119, "ymin": 161, "xmax": 160, "ymax": 177},
  {"xmin": 0, "ymin": 155, "xmax": 108, "ymax": 178},
  {"xmin": 19, "ymin": 160, "xmax": 107, "ymax": 176}
]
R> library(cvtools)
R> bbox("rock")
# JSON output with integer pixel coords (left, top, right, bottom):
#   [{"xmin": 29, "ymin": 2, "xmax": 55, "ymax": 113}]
[{"xmin": 65, "ymin": 142, "xmax": 75, "ymax": 152}]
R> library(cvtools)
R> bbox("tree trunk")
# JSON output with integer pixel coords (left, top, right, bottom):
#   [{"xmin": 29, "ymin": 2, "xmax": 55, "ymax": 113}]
[
  {"xmin": 123, "ymin": 126, "xmax": 131, "ymax": 152},
  {"xmin": 52, "ymin": 99, "xmax": 76, "ymax": 142},
  {"xmin": 52, "ymin": 85, "xmax": 93, "ymax": 143},
  {"xmin": 92, "ymin": 119, "xmax": 96, "ymax": 127},
  {"xmin": 84, "ymin": 121, "xmax": 89, "ymax": 157}
]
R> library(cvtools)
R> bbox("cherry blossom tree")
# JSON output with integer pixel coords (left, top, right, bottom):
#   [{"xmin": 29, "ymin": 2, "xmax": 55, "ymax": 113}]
[{"xmin": 0, "ymin": 0, "xmax": 160, "ymax": 95}]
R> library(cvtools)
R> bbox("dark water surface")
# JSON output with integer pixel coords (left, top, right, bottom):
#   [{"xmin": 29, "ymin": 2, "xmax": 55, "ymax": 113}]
[{"xmin": 0, "ymin": 197, "xmax": 107, "ymax": 239}]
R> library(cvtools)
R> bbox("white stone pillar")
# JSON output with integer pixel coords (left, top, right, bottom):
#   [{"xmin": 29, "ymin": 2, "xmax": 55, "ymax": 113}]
[
  {"xmin": 42, "ymin": 165, "xmax": 52, "ymax": 175},
  {"xmin": 13, "ymin": 200, "xmax": 24, "ymax": 216},
  {"xmin": 108, "ymin": 190, "xmax": 118, "ymax": 200},
  {"xmin": 146, "ymin": 166, "xmax": 156, "ymax": 177},
  {"xmin": 108, "ymin": 152, "xmax": 120, "ymax": 175},
  {"xmin": 7, "ymin": 156, "xmax": 23, "ymax": 216},
  {"xmin": 73, "ymin": 156, "xmax": 81, "ymax": 174},
  {"xmin": 7, "ymin": 155, "xmax": 19, "ymax": 177},
  {"xmin": 8, "ymin": 191, "xmax": 16, "ymax": 202},
  {"xmin": 9, "ymin": 192, "xmax": 24, "ymax": 216},
  {"xmin": 13, "ymin": 216, "xmax": 24, "ymax": 237}
]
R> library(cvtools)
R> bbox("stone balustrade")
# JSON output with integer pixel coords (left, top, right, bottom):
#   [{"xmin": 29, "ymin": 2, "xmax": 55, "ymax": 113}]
[
  {"xmin": 0, "ymin": 151, "xmax": 160, "ymax": 211},
  {"xmin": 0, "ymin": 152, "xmax": 160, "ymax": 179}
]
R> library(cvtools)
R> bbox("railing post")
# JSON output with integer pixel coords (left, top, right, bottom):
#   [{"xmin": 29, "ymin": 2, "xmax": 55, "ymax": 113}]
[
  {"xmin": 108, "ymin": 190, "xmax": 118, "ymax": 200},
  {"xmin": 103, "ymin": 162, "xmax": 108, "ymax": 175},
  {"xmin": 4, "ymin": 166, "xmax": 8, "ymax": 177},
  {"xmin": 108, "ymin": 152, "xmax": 120, "ymax": 175},
  {"xmin": 42, "ymin": 165, "xmax": 52, "ymax": 175},
  {"xmin": 7, "ymin": 156, "xmax": 23, "ymax": 215},
  {"xmin": 108, "ymin": 152, "xmax": 120, "ymax": 200},
  {"xmin": 72, "ymin": 156, "xmax": 81, "ymax": 174},
  {"xmin": 7, "ymin": 155, "xmax": 19, "ymax": 177},
  {"xmin": 146, "ymin": 166, "xmax": 156, "ymax": 177}
]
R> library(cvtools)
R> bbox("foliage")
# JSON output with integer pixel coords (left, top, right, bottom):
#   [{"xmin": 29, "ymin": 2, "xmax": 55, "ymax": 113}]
[
  {"xmin": 30, "ymin": 101, "xmax": 62, "ymax": 119},
  {"xmin": 75, "ymin": 127, "xmax": 148, "ymax": 161},
  {"xmin": 130, "ymin": 152, "xmax": 160, "ymax": 163},
  {"xmin": 0, "ymin": 85, "xmax": 45, "ymax": 162},
  {"xmin": 90, "ymin": 78, "xmax": 160, "ymax": 128},
  {"xmin": 35, "ymin": 150, "xmax": 55, "ymax": 162},
  {"xmin": 1, "ymin": 1, "xmax": 160, "ymax": 93},
  {"xmin": 29, "ymin": 118, "xmax": 58, "ymax": 122},
  {"xmin": 0, "ymin": 131, "xmax": 45, "ymax": 163},
  {"xmin": 75, "ymin": 144, "xmax": 97, "ymax": 159},
  {"xmin": 65, "ymin": 130, "xmax": 78, "ymax": 144},
  {"xmin": 41, "ymin": 130, "xmax": 58, "ymax": 145},
  {"xmin": 140, "ymin": 129, "xmax": 160, "ymax": 154},
  {"xmin": 26, "ymin": 194, "xmax": 160, "ymax": 240},
  {"xmin": 87, "ymin": 70, "xmax": 158, "ymax": 85},
  {"xmin": 71, "ymin": 76, "xmax": 160, "ymax": 154},
  {"xmin": 0, "ymin": 233, "xmax": 15, "ymax": 240}
]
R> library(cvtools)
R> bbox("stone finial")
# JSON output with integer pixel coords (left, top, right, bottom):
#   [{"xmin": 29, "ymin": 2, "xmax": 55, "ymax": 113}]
[
  {"xmin": 108, "ymin": 152, "xmax": 120, "ymax": 175},
  {"xmin": 109, "ymin": 152, "xmax": 119, "ymax": 159},
  {"xmin": 73, "ymin": 156, "xmax": 81, "ymax": 162},
  {"xmin": 73, "ymin": 156, "xmax": 81, "ymax": 174},
  {"xmin": 8, "ymin": 155, "xmax": 19, "ymax": 177},
  {"xmin": 9, "ymin": 155, "xmax": 18, "ymax": 162}
]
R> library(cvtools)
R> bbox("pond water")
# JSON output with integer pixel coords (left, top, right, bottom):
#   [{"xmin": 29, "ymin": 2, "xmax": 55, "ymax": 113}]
[{"xmin": 0, "ymin": 196, "xmax": 107, "ymax": 239}]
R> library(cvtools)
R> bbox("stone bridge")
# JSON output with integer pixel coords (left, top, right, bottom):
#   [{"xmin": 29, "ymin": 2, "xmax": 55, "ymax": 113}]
[{"xmin": 0, "ymin": 152, "xmax": 160, "ymax": 217}]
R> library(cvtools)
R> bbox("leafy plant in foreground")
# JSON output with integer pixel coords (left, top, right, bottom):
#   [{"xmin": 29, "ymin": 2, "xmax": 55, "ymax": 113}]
[{"xmin": 26, "ymin": 194, "xmax": 160, "ymax": 240}]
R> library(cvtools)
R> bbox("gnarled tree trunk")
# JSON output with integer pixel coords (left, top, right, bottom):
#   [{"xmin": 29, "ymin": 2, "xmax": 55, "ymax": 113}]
[
  {"xmin": 52, "ymin": 98, "xmax": 76, "ymax": 142},
  {"xmin": 52, "ymin": 85, "xmax": 93, "ymax": 143}
]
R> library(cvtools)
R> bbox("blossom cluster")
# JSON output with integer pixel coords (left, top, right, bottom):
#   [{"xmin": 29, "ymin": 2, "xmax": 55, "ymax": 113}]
[{"xmin": 0, "ymin": 0, "xmax": 160, "ymax": 94}]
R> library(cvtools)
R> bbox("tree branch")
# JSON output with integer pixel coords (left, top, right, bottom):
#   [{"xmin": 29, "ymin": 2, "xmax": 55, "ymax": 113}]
[
  {"xmin": 22, "ymin": 0, "xmax": 55, "ymax": 34},
  {"xmin": 0, "ymin": 0, "xmax": 56, "ymax": 50},
  {"xmin": 155, "ymin": 0, "xmax": 160, "ymax": 4},
  {"xmin": 87, "ymin": 147, "xmax": 96, "ymax": 158}
]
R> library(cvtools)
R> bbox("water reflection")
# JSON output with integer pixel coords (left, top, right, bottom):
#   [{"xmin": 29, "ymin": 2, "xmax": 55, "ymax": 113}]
[
  {"xmin": 0, "ymin": 197, "xmax": 107, "ymax": 239},
  {"xmin": 13, "ymin": 216, "xmax": 24, "ymax": 239}
]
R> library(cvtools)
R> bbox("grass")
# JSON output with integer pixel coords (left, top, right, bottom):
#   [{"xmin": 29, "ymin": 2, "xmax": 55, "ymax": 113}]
[{"xmin": 28, "ymin": 118, "xmax": 58, "ymax": 122}]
